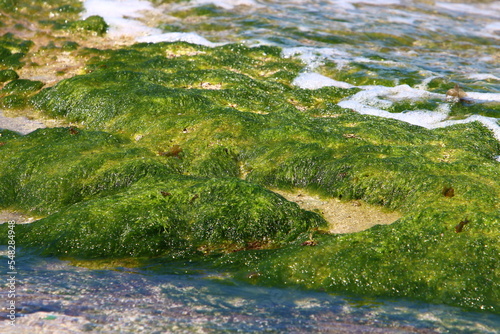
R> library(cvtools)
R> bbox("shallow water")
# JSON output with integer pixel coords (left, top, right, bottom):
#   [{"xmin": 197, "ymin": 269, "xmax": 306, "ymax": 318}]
[{"xmin": 1, "ymin": 248, "xmax": 499, "ymax": 333}]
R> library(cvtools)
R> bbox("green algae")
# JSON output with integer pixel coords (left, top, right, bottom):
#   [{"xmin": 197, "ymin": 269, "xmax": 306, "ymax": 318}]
[
  {"xmin": 0, "ymin": 78, "xmax": 44, "ymax": 108},
  {"xmin": 0, "ymin": 41, "xmax": 499, "ymax": 313},
  {"xmin": 1, "ymin": 78, "xmax": 44, "ymax": 94},
  {"xmin": 0, "ymin": 69, "xmax": 18, "ymax": 83},
  {"xmin": 0, "ymin": 127, "xmax": 324, "ymax": 257},
  {"xmin": 7, "ymin": 174, "xmax": 324, "ymax": 258},
  {"xmin": 68, "ymin": 15, "xmax": 108, "ymax": 36},
  {"xmin": 221, "ymin": 210, "xmax": 499, "ymax": 313}
]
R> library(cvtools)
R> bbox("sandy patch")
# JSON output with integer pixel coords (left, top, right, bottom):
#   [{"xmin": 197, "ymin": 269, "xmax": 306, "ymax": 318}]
[
  {"xmin": 274, "ymin": 189, "xmax": 401, "ymax": 234},
  {"xmin": 0, "ymin": 109, "xmax": 46, "ymax": 134},
  {"xmin": 0, "ymin": 108, "xmax": 72, "ymax": 134},
  {"xmin": 0, "ymin": 210, "xmax": 41, "ymax": 224}
]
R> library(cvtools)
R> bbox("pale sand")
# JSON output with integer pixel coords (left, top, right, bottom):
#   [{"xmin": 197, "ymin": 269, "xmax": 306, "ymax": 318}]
[
  {"xmin": 0, "ymin": 210, "xmax": 40, "ymax": 224},
  {"xmin": 0, "ymin": 109, "xmax": 46, "ymax": 134},
  {"xmin": 274, "ymin": 189, "xmax": 401, "ymax": 234}
]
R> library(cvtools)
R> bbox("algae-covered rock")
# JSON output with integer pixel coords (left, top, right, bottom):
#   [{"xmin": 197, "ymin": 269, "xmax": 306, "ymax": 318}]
[
  {"xmin": 0, "ymin": 69, "xmax": 18, "ymax": 83},
  {"xmin": 69, "ymin": 15, "xmax": 108, "ymax": 36},
  {"xmin": 0, "ymin": 127, "xmax": 324, "ymax": 257},
  {"xmin": 1, "ymin": 41, "xmax": 499, "ymax": 313},
  {"xmin": 223, "ymin": 208, "xmax": 499, "ymax": 313},
  {"xmin": 1, "ymin": 78, "xmax": 44, "ymax": 94},
  {"xmin": 7, "ymin": 175, "xmax": 324, "ymax": 258}
]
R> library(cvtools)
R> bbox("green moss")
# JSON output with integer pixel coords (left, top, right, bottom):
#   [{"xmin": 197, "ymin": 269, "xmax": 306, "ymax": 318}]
[
  {"xmin": 222, "ymin": 209, "xmax": 499, "ymax": 313},
  {"xmin": 1, "ymin": 41, "xmax": 499, "ymax": 313},
  {"xmin": 69, "ymin": 15, "xmax": 108, "ymax": 36},
  {"xmin": 0, "ymin": 94, "xmax": 27, "ymax": 109},
  {"xmin": 448, "ymin": 101, "xmax": 500, "ymax": 119},
  {"xmin": 0, "ymin": 69, "xmax": 19, "ymax": 83},
  {"xmin": 0, "ymin": 47, "xmax": 25, "ymax": 70},
  {"xmin": 1, "ymin": 79, "xmax": 44, "ymax": 95},
  {"xmin": 61, "ymin": 41, "xmax": 79, "ymax": 51},
  {"xmin": 319, "ymin": 60, "xmax": 426, "ymax": 87},
  {"xmin": 0, "ymin": 0, "xmax": 16, "ymax": 11},
  {"xmin": 386, "ymin": 99, "xmax": 442, "ymax": 114},
  {"xmin": 5, "ymin": 174, "xmax": 323, "ymax": 258},
  {"xmin": 0, "ymin": 79, "xmax": 44, "ymax": 107},
  {"xmin": 0, "ymin": 32, "xmax": 33, "ymax": 53},
  {"xmin": 0, "ymin": 128, "xmax": 324, "ymax": 258}
]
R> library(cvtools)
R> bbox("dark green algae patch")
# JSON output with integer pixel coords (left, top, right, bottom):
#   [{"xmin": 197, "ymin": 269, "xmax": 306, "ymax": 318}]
[{"xmin": 0, "ymin": 42, "xmax": 499, "ymax": 313}]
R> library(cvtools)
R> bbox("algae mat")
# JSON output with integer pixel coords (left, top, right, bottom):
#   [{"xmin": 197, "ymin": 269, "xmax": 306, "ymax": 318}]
[{"xmin": 0, "ymin": 0, "xmax": 499, "ymax": 315}]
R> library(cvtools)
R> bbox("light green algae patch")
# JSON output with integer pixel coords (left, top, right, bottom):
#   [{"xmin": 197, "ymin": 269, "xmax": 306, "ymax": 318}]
[{"xmin": 0, "ymin": 40, "xmax": 499, "ymax": 313}]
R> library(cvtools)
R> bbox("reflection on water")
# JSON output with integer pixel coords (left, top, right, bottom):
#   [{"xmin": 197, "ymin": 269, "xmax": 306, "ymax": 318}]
[{"xmin": 1, "ymin": 248, "xmax": 499, "ymax": 333}]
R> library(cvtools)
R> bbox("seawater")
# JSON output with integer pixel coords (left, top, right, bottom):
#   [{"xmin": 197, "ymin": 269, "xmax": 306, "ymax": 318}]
[
  {"xmin": 1, "ymin": 247, "xmax": 500, "ymax": 333},
  {"xmin": 4, "ymin": 0, "xmax": 498, "ymax": 332}
]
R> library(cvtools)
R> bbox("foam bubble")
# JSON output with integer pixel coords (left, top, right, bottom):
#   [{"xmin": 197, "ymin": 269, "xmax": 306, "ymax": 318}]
[
  {"xmin": 190, "ymin": 0, "xmax": 261, "ymax": 10},
  {"xmin": 342, "ymin": 0, "xmax": 400, "ymax": 5},
  {"xmin": 467, "ymin": 73, "xmax": 500, "ymax": 82},
  {"xmin": 292, "ymin": 72, "xmax": 355, "ymax": 89},
  {"xmin": 466, "ymin": 92, "xmax": 500, "ymax": 103},
  {"xmin": 282, "ymin": 47, "xmax": 359, "ymax": 70},
  {"xmin": 136, "ymin": 32, "xmax": 222, "ymax": 47},
  {"xmin": 332, "ymin": 80, "xmax": 500, "ymax": 140},
  {"xmin": 83, "ymin": 0, "xmax": 161, "ymax": 37},
  {"xmin": 435, "ymin": 1, "xmax": 500, "ymax": 18}
]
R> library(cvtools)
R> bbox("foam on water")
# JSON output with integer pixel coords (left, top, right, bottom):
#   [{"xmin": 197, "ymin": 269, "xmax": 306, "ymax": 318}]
[
  {"xmin": 468, "ymin": 73, "xmax": 500, "ymax": 81},
  {"xmin": 83, "ymin": 0, "xmax": 221, "ymax": 45},
  {"xmin": 83, "ymin": 0, "xmax": 162, "ymax": 37},
  {"xmin": 435, "ymin": 1, "xmax": 500, "ymax": 18},
  {"xmin": 337, "ymin": 84, "xmax": 500, "ymax": 141},
  {"xmin": 291, "ymin": 72, "xmax": 500, "ymax": 141},
  {"xmin": 282, "ymin": 47, "xmax": 367, "ymax": 71},
  {"xmin": 292, "ymin": 72, "xmax": 355, "ymax": 89},
  {"xmin": 136, "ymin": 32, "xmax": 223, "ymax": 47},
  {"xmin": 190, "ymin": 0, "xmax": 261, "ymax": 10}
]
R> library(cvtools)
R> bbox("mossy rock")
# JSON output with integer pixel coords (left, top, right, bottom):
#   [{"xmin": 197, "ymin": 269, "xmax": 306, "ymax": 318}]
[
  {"xmin": 1, "ymin": 78, "xmax": 44, "ymax": 95},
  {"xmin": 0, "ymin": 127, "xmax": 324, "ymax": 258},
  {"xmin": 69, "ymin": 15, "xmax": 108, "ymax": 36},
  {"xmin": 1, "ymin": 41, "xmax": 499, "ymax": 313},
  {"xmin": 0, "ymin": 69, "xmax": 18, "ymax": 83},
  {"xmin": 4, "ymin": 175, "xmax": 324, "ymax": 258},
  {"xmin": 222, "ymin": 208, "xmax": 499, "ymax": 313}
]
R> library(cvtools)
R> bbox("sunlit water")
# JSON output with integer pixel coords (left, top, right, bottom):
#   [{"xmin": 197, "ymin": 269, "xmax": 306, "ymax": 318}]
[
  {"xmin": 1, "ymin": 248, "xmax": 500, "ymax": 333},
  {"xmin": 2, "ymin": 0, "xmax": 499, "ymax": 332}
]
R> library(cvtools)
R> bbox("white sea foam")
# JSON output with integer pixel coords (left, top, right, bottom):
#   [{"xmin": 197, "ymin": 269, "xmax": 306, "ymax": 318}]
[
  {"xmin": 136, "ymin": 32, "xmax": 223, "ymax": 47},
  {"xmin": 190, "ymin": 0, "xmax": 261, "ymax": 10},
  {"xmin": 293, "ymin": 72, "xmax": 500, "ymax": 141},
  {"xmin": 83, "ymin": 0, "xmax": 222, "ymax": 46},
  {"xmin": 466, "ymin": 92, "xmax": 500, "ymax": 103},
  {"xmin": 342, "ymin": 0, "xmax": 400, "ymax": 5},
  {"xmin": 435, "ymin": 1, "xmax": 500, "ymax": 18},
  {"xmin": 83, "ymin": 0, "xmax": 162, "ymax": 37},
  {"xmin": 282, "ymin": 47, "xmax": 363, "ymax": 70},
  {"xmin": 321, "ymin": 0, "xmax": 400, "ymax": 10},
  {"xmin": 484, "ymin": 22, "xmax": 500, "ymax": 36},
  {"xmin": 468, "ymin": 73, "xmax": 500, "ymax": 81},
  {"xmin": 292, "ymin": 72, "xmax": 355, "ymax": 89}
]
